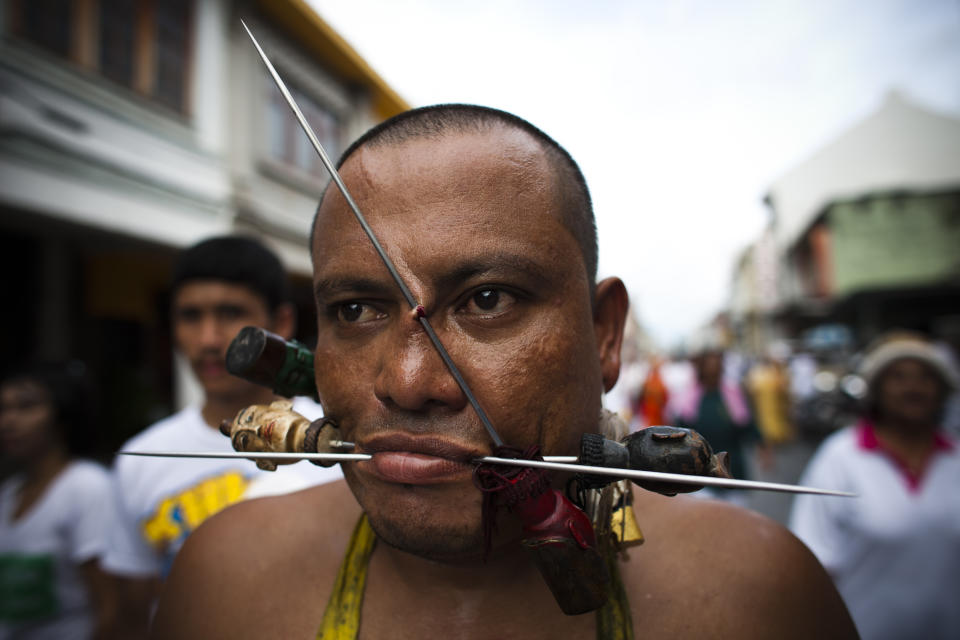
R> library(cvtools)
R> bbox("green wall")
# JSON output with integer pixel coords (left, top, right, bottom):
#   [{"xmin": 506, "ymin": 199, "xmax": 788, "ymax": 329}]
[{"xmin": 828, "ymin": 191, "xmax": 960, "ymax": 296}]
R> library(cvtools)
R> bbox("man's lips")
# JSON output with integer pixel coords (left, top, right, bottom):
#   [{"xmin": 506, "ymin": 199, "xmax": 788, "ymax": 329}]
[
  {"xmin": 357, "ymin": 434, "xmax": 487, "ymax": 485},
  {"xmin": 195, "ymin": 359, "xmax": 226, "ymax": 377}
]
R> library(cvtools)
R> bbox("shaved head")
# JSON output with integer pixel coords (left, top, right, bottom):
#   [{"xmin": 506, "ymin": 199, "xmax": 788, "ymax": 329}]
[{"xmin": 314, "ymin": 104, "xmax": 597, "ymax": 290}]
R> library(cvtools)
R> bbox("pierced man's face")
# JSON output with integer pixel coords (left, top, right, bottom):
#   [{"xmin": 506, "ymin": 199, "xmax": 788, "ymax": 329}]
[
  {"xmin": 311, "ymin": 127, "xmax": 616, "ymax": 562},
  {"xmin": 172, "ymin": 280, "xmax": 274, "ymax": 401}
]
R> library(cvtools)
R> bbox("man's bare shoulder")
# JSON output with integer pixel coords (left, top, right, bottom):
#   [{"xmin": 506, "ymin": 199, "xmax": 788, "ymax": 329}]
[
  {"xmin": 620, "ymin": 492, "xmax": 857, "ymax": 639},
  {"xmin": 151, "ymin": 479, "xmax": 362, "ymax": 639}
]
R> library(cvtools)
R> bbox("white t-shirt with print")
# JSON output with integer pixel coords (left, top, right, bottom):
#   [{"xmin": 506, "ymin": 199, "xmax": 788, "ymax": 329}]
[
  {"xmin": 104, "ymin": 398, "xmax": 342, "ymax": 578},
  {"xmin": 0, "ymin": 460, "xmax": 116, "ymax": 640}
]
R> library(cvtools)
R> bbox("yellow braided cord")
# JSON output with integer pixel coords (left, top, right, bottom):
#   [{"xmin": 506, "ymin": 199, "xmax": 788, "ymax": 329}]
[
  {"xmin": 595, "ymin": 501, "xmax": 637, "ymax": 640},
  {"xmin": 317, "ymin": 514, "xmax": 376, "ymax": 639},
  {"xmin": 595, "ymin": 544, "xmax": 634, "ymax": 640},
  {"xmin": 317, "ymin": 511, "xmax": 633, "ymax": 639}
]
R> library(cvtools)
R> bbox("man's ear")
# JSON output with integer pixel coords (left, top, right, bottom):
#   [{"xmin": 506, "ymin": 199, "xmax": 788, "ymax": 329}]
[
  {"xmin": 593, "ymin": 277, "xmax": 629, "ymax": 393},
  {"xmin": 269, "ymin": 302, "xmax": 297, "ymax": 340}
]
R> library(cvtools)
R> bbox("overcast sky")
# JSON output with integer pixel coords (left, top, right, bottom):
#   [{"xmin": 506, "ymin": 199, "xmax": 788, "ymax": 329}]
[{"xmin": 308, "ymin": 0, "xmax": 960, "ymax": 348}]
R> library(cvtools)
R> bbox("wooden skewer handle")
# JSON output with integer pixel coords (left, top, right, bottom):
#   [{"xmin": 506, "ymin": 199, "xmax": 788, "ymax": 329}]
[{"xmin": 219, "ymin": 400, "xmax": 342, "ymax": 471}]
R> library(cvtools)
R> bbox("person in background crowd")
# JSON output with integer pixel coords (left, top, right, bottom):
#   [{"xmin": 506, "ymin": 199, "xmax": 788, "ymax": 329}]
[
  {"xmin": 670, "ymin": 349, "xmax": 764, "ymax": 504},
  {"xmin": 0, "ymin": 362, "xmax": 117, "ymax": 639},
  {"xmin": 104, "ymin": 236, "xmax": 341, "ymax": 637},
  {"xmin": 788, "ymin": 351, "xmax": 818, "ymax": 402},
  {"xmin": 791, "ymin": 331, "xmax": 960, "ymax": 640},
  {"xmin": 747, "ymin": 343, "xmax": 795, "ymax": 446},
  {"xmin": 634, "ymin": 357, "xmax": 669, "ymax": 428}
]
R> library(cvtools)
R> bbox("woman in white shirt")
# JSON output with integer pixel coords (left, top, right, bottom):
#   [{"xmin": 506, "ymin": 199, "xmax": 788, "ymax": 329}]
[
  {"xmin": 0, "ymin": 362, "xmax": 118, "ymax": 640},
  {"xmin": 791, "ymin": 333, "xmax": 960, "ymax": 640}
]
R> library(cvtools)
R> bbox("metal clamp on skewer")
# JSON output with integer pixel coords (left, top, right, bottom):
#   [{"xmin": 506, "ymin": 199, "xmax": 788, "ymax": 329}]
[
  {"xmin": 577, "ymin": 413, "xmax": 732, "ymax": 496},
  {"xmin": 226, "ymin": 326, "xmax": 318, "ymax": 400}
]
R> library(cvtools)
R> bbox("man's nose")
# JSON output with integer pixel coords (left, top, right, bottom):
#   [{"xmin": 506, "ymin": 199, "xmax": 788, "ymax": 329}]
[
  {"xmin": 373, "ymin": 323, "xmax": 468, "ymax": 413},
  {"xmin": 198, "ymin": 316, "xmax": 227, "ymax": 349}
]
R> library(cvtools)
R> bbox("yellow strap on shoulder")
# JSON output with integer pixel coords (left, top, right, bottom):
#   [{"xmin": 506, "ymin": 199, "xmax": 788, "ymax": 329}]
[
  {"xmin": 595, "ymin": 547, "xmax": 634, "ymax": 640},
  {"xmin": 317, "ymin": 514, "xmax": 376, "ymax": 640},
  {"xmin": 594, "ymin": 498, "xmax": 637, "ymax": 640},
  {"xmin": 318, "ymin": 512, "xmax": 633, "ymax": 639}
]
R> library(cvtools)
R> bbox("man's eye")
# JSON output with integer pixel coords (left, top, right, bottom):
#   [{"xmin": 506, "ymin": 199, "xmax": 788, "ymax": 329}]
[
  {"xmin": 176, "ymin": 308, "xmax": 201, "ymax": 323},
  {"xmin": 473, "ymin": 290, "xmax": 500, "ymax": 310},
  {"xmin": 464, "ymin": 289, "xmax": 515, "ymax": 315},
  {"xmin": 217, "ymin": 306, "xmax": 246, "ymax": 321},
  {"xmin": 336, "ymin": 302, "xmax": 381, "ymax": 323}
]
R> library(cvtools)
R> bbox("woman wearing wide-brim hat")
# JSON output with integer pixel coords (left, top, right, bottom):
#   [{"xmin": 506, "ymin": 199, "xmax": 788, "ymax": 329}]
[{"xmin": 790, "ymin": 331, "xmax": 960, "ymax": 640}]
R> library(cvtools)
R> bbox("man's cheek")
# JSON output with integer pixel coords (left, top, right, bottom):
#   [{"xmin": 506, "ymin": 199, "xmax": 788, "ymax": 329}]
[
  {"xmin": 482, "ymin": 347, "xmax": 581, "ymax": 439},
  {"xmin": 315, "ymin": 348, "xmax": 374, "ymax": 423}
]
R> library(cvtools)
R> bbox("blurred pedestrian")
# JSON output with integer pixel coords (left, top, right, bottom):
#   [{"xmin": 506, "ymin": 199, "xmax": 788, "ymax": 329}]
[
  {"xmin": 670, "ymin": 349, "xmax": 762, "ymax": 504},
  {"xmin": 790, "ymin": 331, "xmax": 960, "ymax": 640},
  {"xmin": 0, "ymin": 362, "xmax": 117, "ymax": 639},
  {"xmin": 788, "ymin": 350, "xmax": 818, "ymax": 401},
  {"xmin": 634, "ymin": 357, "xmax": 669, "ymax": 428},
  {"xmin": 104, "ymin": 235, "xmax": 341, "ymax": 637},
  {"xmin": 747, "ymin": 343, "xmax": 795, "ymax": 446}
]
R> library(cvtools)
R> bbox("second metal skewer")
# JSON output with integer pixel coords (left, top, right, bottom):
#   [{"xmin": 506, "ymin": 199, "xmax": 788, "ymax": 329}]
[{"xmin": 119, "ymin": 450, "xmax": 854, "ymax": 497}]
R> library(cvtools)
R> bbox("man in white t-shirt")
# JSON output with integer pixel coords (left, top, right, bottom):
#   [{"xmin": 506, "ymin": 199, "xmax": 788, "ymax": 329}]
[{"xmin": 104, "ymin": 236, "xmax": 341, "ymax": 637}]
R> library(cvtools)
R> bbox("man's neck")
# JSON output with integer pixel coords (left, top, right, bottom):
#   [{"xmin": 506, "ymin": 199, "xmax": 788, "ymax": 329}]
[
  {"xmin": 363, "ymin": 537, "xmax": 595, "ymax": 637},
  {"xmin": 201, "ymin": 388, "xmax": 278, "ymax": 430}
]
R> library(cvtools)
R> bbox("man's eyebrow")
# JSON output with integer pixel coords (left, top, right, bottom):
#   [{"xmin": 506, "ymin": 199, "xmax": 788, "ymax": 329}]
[
  {"xmin": 434, "ymin": 253, "xmax": 553, "ymax": 293},
  {"xmin": 313, "ymin": 277, "xmax": 397, "ymax": 300},
  {"xmin": 315, "ymin": 254, "xmax": 556, "ymax": 301}
]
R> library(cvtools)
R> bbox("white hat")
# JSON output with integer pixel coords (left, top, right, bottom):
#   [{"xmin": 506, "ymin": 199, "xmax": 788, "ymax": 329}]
[{"xmin": 858, "ymin": 332, "xmax": 959, "ymax": 392}]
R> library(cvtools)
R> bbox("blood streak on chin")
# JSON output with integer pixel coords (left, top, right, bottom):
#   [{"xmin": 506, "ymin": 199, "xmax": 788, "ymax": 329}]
[{"xmin": 367, "ymin": 452, "xmax": 473, "ymax": 485}]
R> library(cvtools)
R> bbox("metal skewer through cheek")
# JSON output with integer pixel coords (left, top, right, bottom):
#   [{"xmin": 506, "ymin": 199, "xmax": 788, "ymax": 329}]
[
  {"xmin": 241, "ymin": 21, "xmax": 503, "ymax": 449},
  {"xmin": 118, "ymin": 450, "xmax": 855, "ymax": 497}
]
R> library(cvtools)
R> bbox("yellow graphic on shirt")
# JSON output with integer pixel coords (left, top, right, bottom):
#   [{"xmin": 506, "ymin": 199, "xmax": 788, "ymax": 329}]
[{"xmin": 142, "ymin": 471, "xmax": 250, "ymax": 550}]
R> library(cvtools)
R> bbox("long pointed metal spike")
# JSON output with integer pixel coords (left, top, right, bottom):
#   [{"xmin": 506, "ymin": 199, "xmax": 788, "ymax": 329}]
[
  {"xmin": 479, "ymin": 456, "xmax": 856, "ymax": 497},
  {"xmin": 119, "ymin": 450, "xmax": 577, "ymax": 463},
  {"xmin": 241, "ymin": 20, "xmax": 503, "ymax": 449},
  {"xmin": 119, "ymin": 451, "xmax": 854, "ymax": 497},
  {"xmin": 122, "ymin": 451, "xmax": 371, "ymax": 462}
]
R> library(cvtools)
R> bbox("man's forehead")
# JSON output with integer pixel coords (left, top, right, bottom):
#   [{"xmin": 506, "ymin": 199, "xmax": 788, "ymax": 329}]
[
  {"xmin": 172, "ymin": 279, "xmax": 265, "ymax": 306},
  {"xmin": 354, "ymin": 125, "xmax": 545, "ymax": 165},
  {"xmin": 324, "ymin": 127, "xmax": 551, "ymax": 204},
  {"xmin": 310, "ymin": 129, "xmax": 588, "ymax": 288}
]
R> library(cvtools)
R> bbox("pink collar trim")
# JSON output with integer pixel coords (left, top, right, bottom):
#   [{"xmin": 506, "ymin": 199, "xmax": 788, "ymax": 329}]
[{"xmin": 856, "ymin": 419, "xmax": 954, "ymax": 492}]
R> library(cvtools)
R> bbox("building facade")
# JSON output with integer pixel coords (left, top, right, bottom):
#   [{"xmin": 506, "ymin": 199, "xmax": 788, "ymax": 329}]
[
  {"xmin": 0, "ymin": 0, "xmax": 408, "ymax": 452},
  {"xmin": 729, "ymin": 93, "xmax": 960, "ymax": 356}
]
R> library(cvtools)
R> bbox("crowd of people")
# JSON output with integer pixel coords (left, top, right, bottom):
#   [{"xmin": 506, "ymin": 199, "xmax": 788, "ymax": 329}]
[
  {"xmin": 1, "ymin": 237, "xmax": 341, "ymax": 639},
  {"xmin": 0, "ymin": 104, "xmax": 957, "ymax": 638},
  {"xmin": 611, "ymin": 331, "xmax": 960, "ymax": 639}
]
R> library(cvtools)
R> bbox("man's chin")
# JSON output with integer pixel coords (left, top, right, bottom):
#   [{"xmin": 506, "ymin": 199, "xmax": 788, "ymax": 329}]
[
  {"xmin": 368, "ymin": 513, "xmax": 487, "ymax": 563},
  {"xmin": 200, "ymin": 376, "xmax": 264, "ymax": 403},
  {"xmin": 354, "ymin": 484, "xmax": 487, "ymax": 562},
  {"xmin": 346, "ymin": 467, "xmax": 523, "ymax": 562}
]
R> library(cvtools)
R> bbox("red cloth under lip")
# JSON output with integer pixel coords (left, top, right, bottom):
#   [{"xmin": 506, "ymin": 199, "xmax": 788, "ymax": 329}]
[
  {"xmin": 473, "ymin": 444, "xmax": 597, "ymax": 556},
  {"xmin": 856, "ymin": 418, "xmax": 955, "ymax": 492}
]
